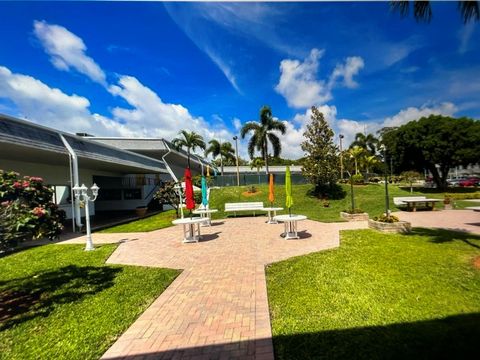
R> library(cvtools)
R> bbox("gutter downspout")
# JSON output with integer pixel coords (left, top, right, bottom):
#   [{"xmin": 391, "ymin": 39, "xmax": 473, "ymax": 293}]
[
  {"xmin": 162, "ymin": 140, "xmax": 184, "ymax": 218},
  {"xmin": 60, "ymin": 134, "xmax": 83, "ymax": 230}
]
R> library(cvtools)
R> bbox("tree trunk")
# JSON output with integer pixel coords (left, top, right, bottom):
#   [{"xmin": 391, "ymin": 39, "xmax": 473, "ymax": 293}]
[
  {"xmin": 354, "ymin": 159, "xmax": 358, "ymax": 174},
  {"xmin": 187, "ymin": 149, "xmax": 191, "ymax": 168},
  {"xmin": 264, "ymin": 141, "xmax": 269, "ymax": 174},
  {"xmin": 220, "ymin": 155, "xmax": 224, "ymax": 176}
]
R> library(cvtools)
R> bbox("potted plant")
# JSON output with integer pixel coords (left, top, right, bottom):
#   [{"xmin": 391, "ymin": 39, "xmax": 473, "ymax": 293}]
[
  {"xmin": 340, "ymin": 208, "xmax": 369, "ymax": 221},
  {"xmin": 368, "ymin": 213, "xmax": 411, "ymax": 233},
  {"xmin": 135, "ymin": 206, "xmax": 148, "ymax": 218},
  {"xmin": 322, "ymin": 197, "xmax": 330, "ymax": 207}
]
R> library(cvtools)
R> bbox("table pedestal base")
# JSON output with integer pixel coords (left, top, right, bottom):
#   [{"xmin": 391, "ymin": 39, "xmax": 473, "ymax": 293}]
[
  {"xmin": 182, "ymin": 223, "xmax": 201, "ymax": 243},
  {"xmin": 282, "ymin": 220, "xmax": 299, "ymax": 239},
  {"xmin": 266, "ymin": 210, "xmax": 279, "ymax": 224}
]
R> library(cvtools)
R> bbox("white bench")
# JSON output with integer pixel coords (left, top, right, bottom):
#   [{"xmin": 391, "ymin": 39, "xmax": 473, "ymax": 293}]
[
  {"xmin": 225, "ymin": 202, "xmax": 266, "ymax": 217},
  {"xmin": 393, "ymin": 196, "xmax": 441, "ymax": 211},
  {"xmin": 393, "ymin": 196, "xmax": 427, "ymax": 207}
]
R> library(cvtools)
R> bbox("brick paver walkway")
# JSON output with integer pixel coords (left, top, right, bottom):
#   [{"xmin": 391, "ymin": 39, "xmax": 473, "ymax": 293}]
[
  {"xmin": 61, "ymin": 217, "xmax": 366, "ymax": 360},
  {"xmin": 395, "ymin": 209, "xmax": 480, "ymax": 235}
]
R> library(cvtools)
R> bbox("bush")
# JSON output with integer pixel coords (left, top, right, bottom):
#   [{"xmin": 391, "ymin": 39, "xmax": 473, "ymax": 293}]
[
  {"xmin": 445, "ymin": 192, "xmax": 480, "ymax": 200},
  {"xmin": 373, "ymin": 214, "xmax": 400, "ymax": 223},
  {"xmin": 194, "ymin": 191, "xmax": 202, "ymax": 204},
  {"xmin": 351, "ymin": 174, "xmax": 364, "ymax": 184},
  {"xmin": 310, "ymin": 183, "xmax": 346, "ymax": 200},
  {"xmin": 0, "ymin": 170, "xmax": 65, "ymax": 251}
]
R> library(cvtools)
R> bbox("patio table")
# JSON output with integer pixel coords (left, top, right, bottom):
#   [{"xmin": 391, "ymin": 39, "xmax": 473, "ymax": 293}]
[
  {"xmin": 192, "ymin": 208, "xmax": 218, "ymax": 226},
  {"xmin": 262, "ymin": 207, "xmax": 284, "ymax": 224},
  {"xmin": 403, "ymin": 199, "xmax": 442, "ymax": 212},
  {"xmin": 172, "ymin": 217, "xmax": 206, "ymax": 243},
  {"xmin": 274, "ymin": 214, "xmax": 307, "ymax": 240}
]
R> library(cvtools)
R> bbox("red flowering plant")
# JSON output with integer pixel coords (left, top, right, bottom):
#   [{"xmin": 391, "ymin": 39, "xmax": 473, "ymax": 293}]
[{"xmin": 0, "ymin": 170, "xmax": 65, "ymax": 252}]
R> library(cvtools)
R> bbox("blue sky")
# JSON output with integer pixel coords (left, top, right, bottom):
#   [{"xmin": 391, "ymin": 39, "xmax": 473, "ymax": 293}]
[{"xmin": 0, "ymin": 1, "xmax": 478, "ymax": 159}]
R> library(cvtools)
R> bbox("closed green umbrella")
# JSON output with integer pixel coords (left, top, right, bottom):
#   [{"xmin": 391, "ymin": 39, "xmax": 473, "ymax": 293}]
[{"xmin": 285, "ymin": 165, "xmax": 293, "ymax": 216}]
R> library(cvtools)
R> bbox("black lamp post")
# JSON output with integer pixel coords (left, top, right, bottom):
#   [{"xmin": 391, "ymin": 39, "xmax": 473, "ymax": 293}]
[{"xmin": 380, "ymin": 144, "xmax": 390, "ymax": 219}]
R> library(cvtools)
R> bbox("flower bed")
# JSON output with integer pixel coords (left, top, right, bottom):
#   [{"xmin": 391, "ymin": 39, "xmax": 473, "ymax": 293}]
[{"xmin": 368, "ymin": 218, "xmax": 411, "ymax": 233}]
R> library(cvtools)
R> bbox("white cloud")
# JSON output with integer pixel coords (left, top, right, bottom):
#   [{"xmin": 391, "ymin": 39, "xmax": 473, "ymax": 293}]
[
  {"xmin": 275, "ymin": 49, "xmax": 364, "ymax": 109},
  {"xmin": 382, "ymin": 102, "xmax": 457, "ymax": 128},
  {"xmin": 232, "ymin": 117, "xmax": 242, "ymax": 131},
  {"xmin": 33, "ymin": 20, "xmax": 107, "ymax": 86},
  {"xmin": 0, "ymin": 65, "xmax": 237, "ymax": 151},
  {"xmin": 275, "ymin": 49, "xmax": 332, "ymax": 108},
  {"xmin": 329, "ymin": 56, "xmax": 365, "ymax": 88}
]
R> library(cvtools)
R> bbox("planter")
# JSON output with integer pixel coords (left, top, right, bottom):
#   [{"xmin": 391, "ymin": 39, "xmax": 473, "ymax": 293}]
[
  {"xmin": 340, "ymin": 212, "xmax": 369, "ymax": 221},
  {"xmin": 444, "ymin": 203, "xmax": 453, "ymax": 210},
  {"xmin": 368, "ymin": 219, "xmax": 411, "ymax": 234},
  {"xmin": 135, "ymin": 206, "xmax": 148, "ymax": 218}
]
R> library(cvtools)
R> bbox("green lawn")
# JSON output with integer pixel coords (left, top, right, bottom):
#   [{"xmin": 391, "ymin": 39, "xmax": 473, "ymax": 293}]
[
  {"xmin": 0, "ymin": 244, "xmax": 179, "ymax": 360},
  {"xmin": 98, "ymin": 209, "xmax": 176, "ymax": 233},
  {"xmin": 266, "ymin": 228, "xmax": 480, "ymax": 359},
  {"xmin": 209, "ymin": 183, "xmax": 480, "ymax": 222}
]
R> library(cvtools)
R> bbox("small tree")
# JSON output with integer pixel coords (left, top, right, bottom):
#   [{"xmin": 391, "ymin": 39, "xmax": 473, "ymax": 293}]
[
  {"xmin": 301, "ymin": 106, "xmax": 340, "ymax": 196},
  {"xmin": 250, "ymin": 157, "xmax": 265, "ymax": 174},
  {"xmin": 401, "ymin": 170, "xmax": 422, "ymax": 193},
  {"xmin": 154, "ymin": 181, "xmax": 183, "ymax": 218}
]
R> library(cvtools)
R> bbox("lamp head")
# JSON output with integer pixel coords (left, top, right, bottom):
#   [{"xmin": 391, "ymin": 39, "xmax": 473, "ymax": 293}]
[
  {"xmin": 339, "ymin": 134, "xmax": 344, "ymax": 139},
  {"xmin": 72, "ymin": 184, "xmax": 81, "ymax": 198},
  {"xmin": 91, "ymin": 183, "xmax": 100, "ymax": 197},
  {"xmin": 233, "ymin": 136, "xmax": 238, "ymax": 141}
]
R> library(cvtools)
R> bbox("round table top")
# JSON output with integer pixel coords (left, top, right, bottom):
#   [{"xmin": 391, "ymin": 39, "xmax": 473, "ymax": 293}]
[
  {"xmin": 274, "ymin": 214, "xmax": 307, "ymax": 221},
  {"xmin": 172, "ymin": 217, "xmax": 207, "ymax": 225},
  {"xmin": 192, "ymin": 208, "xmax": 219, "ymax": 214},
  {"xmin": 262, "ymin": 207, "xmax": 284, "ymax": 211}
]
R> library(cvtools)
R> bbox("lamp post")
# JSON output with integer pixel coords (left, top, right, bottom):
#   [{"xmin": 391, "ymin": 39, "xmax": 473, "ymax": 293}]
[
  {"xmin": 73, "ymin": 183, "xmax": 99, "ymax": 251},
  {"xmin": 339, "ymin": 134, "xmax": 344, "ymax": 179},
  {"xmin": 380, "ymin": 145, "xmax": 390, "ymax": 219},
  {"xmin": 233, "ymin": 136, "xmax": 240, "ymax": 187}
]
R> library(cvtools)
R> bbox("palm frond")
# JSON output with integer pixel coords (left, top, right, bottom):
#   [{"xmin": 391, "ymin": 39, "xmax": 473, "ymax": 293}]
[
  {"xmin": 267, "ymin": 133, "xmax": 282, "ymax": 157},
  {"xmin": 390, "ymin": 0, "xmax": 410, "ymax": 17},
  {"xmin": 269, "ymin": 119, "xmax": 287, "ymax": 135},
  {"xmin": 413, "ymin": 1, "xmax": 432, "ymax": 22},
  {"xmin": 241, "ymin": 122, "xmax": 262, "ymax": 138},
  {"xmin": 458, "ymin": 1, "xmax": 480, "ymax": 23},
  {"xmin": 248, "ymin": 136, "xmax": 257, "ymax": 160}
]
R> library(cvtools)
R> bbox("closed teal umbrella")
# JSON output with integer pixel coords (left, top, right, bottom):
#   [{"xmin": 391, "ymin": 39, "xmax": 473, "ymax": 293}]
[{"xmin": 201, "ymin": 176, "xmax": 208, "ymax": 208}]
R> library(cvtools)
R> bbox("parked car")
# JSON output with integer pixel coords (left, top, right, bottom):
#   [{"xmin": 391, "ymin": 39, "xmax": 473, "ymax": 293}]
[
  {"xmin": 447, "ymin": 177, "xmax": 467, "ymax": 187},
  {"xmin": 458, "ymin": 177, "xmax": 480, "ymax": 187}
]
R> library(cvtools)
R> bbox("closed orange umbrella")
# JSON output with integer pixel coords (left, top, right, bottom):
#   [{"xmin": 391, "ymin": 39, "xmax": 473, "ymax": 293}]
[{"xmin": 268, "ymin": 173, "xmax": 274, "ymax": 206}]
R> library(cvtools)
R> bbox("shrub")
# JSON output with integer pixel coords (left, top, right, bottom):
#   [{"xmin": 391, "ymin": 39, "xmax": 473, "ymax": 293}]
[
  {"xmin": 351, "ymin": 174, "xmax": 364, "ymax": 184},
  {"xmin": 309, "ymin": 183, "xmax": 346, "ymax": 200},
  {"xmin": 154, "ymin": 181, "xmax": 183, "ymax": 217},
  {"xmin": 194, "ymin": 191, "xmax": 202, "ymax": 204},
  {"xmin": 373, "ymin": 214, "xmax": 400, "ymax": 223},
  {"xmin": 0, "ymin": 170, "xmax": 65, "ymax": 251}
]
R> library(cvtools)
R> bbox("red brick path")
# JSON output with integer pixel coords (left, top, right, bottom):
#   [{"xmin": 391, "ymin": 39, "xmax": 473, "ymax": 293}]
[{"xmin": 96, "ymin": 217, "xmax": 367, "ymax": 360}]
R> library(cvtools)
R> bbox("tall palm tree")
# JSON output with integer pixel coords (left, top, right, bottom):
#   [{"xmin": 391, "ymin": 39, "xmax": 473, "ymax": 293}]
[
  {"xmin": 362, "ymin": 154, "xmax": 380, "ymax": 180},
  {"xmin": 240, "ymin": 106, "xmax": 286, "ymax": 173},
  {"xmin": 172, "ymin": 130, "xmax": 206, "ymax": 168},
  {"xmin": 390, "ymin": 1, "xmax": 479, "ymax": 23},
  {"xmin": 351, "ymin": 133, "xmax": 379, "ymax": 156},
  {"xmin": 205, "ymin": 140, "xmax": 235, "ymax": 175}
]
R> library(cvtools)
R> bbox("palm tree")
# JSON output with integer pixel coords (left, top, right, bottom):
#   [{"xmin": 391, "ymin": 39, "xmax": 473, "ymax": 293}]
[
  {"xmin": 172, "ymin": 130, "xmax": 206, "ymax": 168},
  {"xmin": 250, "ymin": 157, "xmax": 265, "ymax": 174},
  {"xmin": 349, "ymin": 146, "xmax": 364, "ymax": 175},
  {"xmin": 351, "ymin": 133, "xmax": 379, "ymax": 155},
  {"xmin": 390, "ymin": 1, "xmax": 479, "ymax": 23},
  {"xmin": 362, "ymin": 155, "xmax": 380, "ymax": 180},
  {"xmin": 240, "ymin": 106, "xmax": 286, "ymax": 173},
  {"xmin": 205, "ymin": 140, "xmax": 236, "ymax": 175}
]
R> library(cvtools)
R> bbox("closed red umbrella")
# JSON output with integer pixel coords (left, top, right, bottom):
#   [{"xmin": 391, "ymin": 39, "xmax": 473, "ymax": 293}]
[{"xmin": 184, "ymin": 168, "xmax": 195, "ymax": 213}]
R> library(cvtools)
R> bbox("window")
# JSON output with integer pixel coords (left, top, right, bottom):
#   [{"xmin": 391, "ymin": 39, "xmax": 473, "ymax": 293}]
[{"xmin": 97, "ymin": 189, "xmax": 122, "ymax": 201}]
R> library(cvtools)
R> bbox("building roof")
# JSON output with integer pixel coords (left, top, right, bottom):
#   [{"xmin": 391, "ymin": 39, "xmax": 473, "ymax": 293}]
[{"xmin": 0, "ymin": 114, "xmax": 168, "ymax": 174}]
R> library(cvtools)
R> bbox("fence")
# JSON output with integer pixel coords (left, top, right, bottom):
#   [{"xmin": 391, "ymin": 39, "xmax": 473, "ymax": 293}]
[{"xmin": 210, "ymin": 173, "xmax": 309, "ymax": 187}]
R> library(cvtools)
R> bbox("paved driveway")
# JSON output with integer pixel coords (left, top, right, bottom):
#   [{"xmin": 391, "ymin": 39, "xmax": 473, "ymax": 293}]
[{"xmin": 73, "ymin": 217, "xmax": 366, "ymax": 360}]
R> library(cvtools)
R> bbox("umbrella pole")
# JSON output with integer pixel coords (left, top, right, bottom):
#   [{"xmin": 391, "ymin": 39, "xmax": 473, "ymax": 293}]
[{"xmin": 289, "ymin": 207, "xmax": 292, "ymax": 217}]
